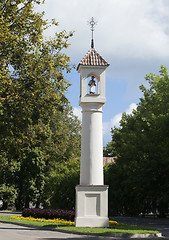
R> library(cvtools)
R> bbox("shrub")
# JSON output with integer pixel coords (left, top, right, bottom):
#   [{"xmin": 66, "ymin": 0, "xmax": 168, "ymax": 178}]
[{"xmin": 22, "ymin": 208, "xmax": 75, "ymax": 221}]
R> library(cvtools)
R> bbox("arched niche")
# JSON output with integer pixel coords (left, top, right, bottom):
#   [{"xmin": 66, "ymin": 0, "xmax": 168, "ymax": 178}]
[{"xmin": 87, "ymin": 72, "xmax": 100, "ymax": 95}]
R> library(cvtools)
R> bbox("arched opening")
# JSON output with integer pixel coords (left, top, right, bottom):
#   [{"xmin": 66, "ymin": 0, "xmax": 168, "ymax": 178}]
[
  {"xmin": 87, "ymin": 73, "xmax": 100, "ymax": 95},
  {"xmin": 88, "ymin": 76, "xmax": 97, "ymax": 94}
]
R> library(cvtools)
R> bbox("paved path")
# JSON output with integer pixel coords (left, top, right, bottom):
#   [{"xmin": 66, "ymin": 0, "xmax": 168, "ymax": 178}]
[
  {"xmin": 0, "ymin": 211, "xmax": 21, "ymax": 216},
  {"xmin": 0, "ymin": 222, "xmax": 112, "ymax": 240},
  {"xmin": 113, "ymin": 216, "xmax": 169, "ymax": 238}
]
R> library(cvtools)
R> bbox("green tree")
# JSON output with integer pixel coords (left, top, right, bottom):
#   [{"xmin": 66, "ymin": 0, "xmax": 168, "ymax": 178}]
[
  {"xmin": 105, "ymin": 66, "xmax": 169, "ymax": 217},
  {"xmin": 103, "ymin": 142, "xmax": 114, "ymax": 157},
  {"xmin": 0, "ymin": 0, "xmax": 80, "ymax": 210},
  {"xmin": 43, "ymin": 157, "xmax": 80, "ymax": 210}
]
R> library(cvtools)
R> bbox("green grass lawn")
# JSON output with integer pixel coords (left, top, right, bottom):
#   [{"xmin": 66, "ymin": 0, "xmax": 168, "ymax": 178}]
[
  {"xmin": 59, "ymin": 226, "xmax": 160, "ymax": 235},
  {"xmin": 0, "ymin": 215, "xmax": 160, "ymax": 235}
]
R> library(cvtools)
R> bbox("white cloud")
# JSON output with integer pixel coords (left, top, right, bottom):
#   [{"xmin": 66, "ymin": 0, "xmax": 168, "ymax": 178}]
[
  {"xmin": 111, "ymin": 113, "xmax": 122, "ymax": 128},
  {"xmin": 73, "ymin": 107, "xmax": 82, "ymax": 122},
  {"xmin": 37, "ymin": 0, "xmax": 169, "ymax": 60},
  {"xmin": 103, "ymin": 103, "xmax": 137, "ymax": 145},
  {"xmin": 126, "ymin": 103, "xmax": 137, "ymax": 114},
  {"xmin": 110, "ymin": 103, "xmax": 137, "ymax": 128}
]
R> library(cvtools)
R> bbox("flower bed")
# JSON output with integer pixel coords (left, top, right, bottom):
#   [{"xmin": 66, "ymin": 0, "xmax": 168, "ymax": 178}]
[
  {"xmin": 22, "ymin": 208, "xmax": 75, "ymax": 221},
  {"xmin": 11, "ymin": 215, "xmax": 118, "ymax": 227},
  {"xmin": 10, "ymin": 215, "xmax": 74, "ymax": 225},
  {"xmin": 109, "ymin": 220, "xmax": 118, "ymax": 227}
]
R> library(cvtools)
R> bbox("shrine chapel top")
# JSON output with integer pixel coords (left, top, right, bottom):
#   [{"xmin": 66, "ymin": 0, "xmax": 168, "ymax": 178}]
[{"xmin": 77, "ymin": 48, "xmax": 109, "ymax": 71}]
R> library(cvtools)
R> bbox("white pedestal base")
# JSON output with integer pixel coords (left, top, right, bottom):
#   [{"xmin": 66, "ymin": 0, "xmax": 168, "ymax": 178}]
[{"xmin": 75, "ymin": 185, "xmax": 109, "ymax": 227}]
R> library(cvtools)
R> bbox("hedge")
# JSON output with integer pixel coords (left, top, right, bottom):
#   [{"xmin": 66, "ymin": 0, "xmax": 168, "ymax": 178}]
[{"xmin": 22, "ymin": 208, "xmax": 75, "ymax": 221}]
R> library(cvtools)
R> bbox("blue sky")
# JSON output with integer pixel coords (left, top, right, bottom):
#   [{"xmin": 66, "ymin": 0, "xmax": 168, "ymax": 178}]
[{"xmin": 36, "ymin": 0, "xmax": 169, "ymax": 145}]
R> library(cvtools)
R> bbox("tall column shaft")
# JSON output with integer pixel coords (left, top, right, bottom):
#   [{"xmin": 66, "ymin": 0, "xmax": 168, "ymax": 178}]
[{"xmin": 80, "ymin": 102, "xmax": 104, "ymax": 185}]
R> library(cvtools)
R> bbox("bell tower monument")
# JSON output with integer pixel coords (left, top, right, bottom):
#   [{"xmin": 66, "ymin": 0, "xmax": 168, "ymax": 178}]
[{"xmin": 75, "ymin": 18, "xmax": 110, "ymax": 227}]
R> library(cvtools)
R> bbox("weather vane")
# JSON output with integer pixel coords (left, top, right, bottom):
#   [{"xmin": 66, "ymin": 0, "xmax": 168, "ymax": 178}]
[{"xmin": 88, "ymin": 17, "xmax": 97, "ymax": 48}]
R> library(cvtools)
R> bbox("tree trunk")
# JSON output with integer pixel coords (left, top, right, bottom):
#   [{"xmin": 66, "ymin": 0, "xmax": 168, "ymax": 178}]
[
  {"xmin": 25, "ymin": 197, "xmax": 30, "ymax": 208},
  {"xmin": 2, "ymin": 201, "xmax": 8, "ymax": 210}
]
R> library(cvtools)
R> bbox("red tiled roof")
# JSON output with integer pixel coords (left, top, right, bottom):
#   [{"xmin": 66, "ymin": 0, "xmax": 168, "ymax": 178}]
[
  {"xmin": 77, "ymin": 48, "xmax": 109, "ymax": 70},
  {"xmin": 103, "ymin": 157, "xmax": 116, "ymax": 166}
]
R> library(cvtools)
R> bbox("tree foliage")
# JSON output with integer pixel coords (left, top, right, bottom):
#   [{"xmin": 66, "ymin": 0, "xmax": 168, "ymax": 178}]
[
  {"xmin": 43, "ymin": 157, "xmax": 80, "ymax": 210},
  {"xmin": 0, "ymin": 0, "xmax": 80, "ymax": 210},
  {"xmin": 105, "ymin": 66, "xmax": 169, "ymax": 217}
]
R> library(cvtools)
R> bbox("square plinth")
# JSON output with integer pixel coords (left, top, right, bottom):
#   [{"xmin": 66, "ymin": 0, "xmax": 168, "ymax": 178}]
[{"xmin": 75, "ymin": 185, "xmax": 109, "ymax": 227}]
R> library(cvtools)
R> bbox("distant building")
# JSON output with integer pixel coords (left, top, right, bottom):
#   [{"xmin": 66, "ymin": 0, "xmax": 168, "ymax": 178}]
[{"xmin": 103, "ymin": 157, "xmax": 116, "ymax": 166}]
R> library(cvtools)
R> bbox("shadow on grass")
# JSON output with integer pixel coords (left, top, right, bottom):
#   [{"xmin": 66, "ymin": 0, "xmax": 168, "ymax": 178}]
[
  {"xmin": 42, "ymin": 224, "xmax": 71, "ymax": 228},
  {"xmin": 37, "ymin": 238, "xmax": 104, "ymax": 240}
]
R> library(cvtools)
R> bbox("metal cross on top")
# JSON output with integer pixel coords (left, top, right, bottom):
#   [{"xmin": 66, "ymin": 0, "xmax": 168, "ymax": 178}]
[{"xmin": 88, "ymin": 17, "xmax": 97, "ymax": 48}]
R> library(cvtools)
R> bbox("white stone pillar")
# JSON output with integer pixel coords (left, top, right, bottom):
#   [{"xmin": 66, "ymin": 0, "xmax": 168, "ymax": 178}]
[
  {"xmin": 75, "ymin": 48, "xmax": 109, "ymax": 228},
  {"xmin": 75, "ymin": 101, "xmax": 109, "ymax": 228},
  {"xmin": 80, "ymin": 103, "xmax": 104, "ymax": 185}
]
